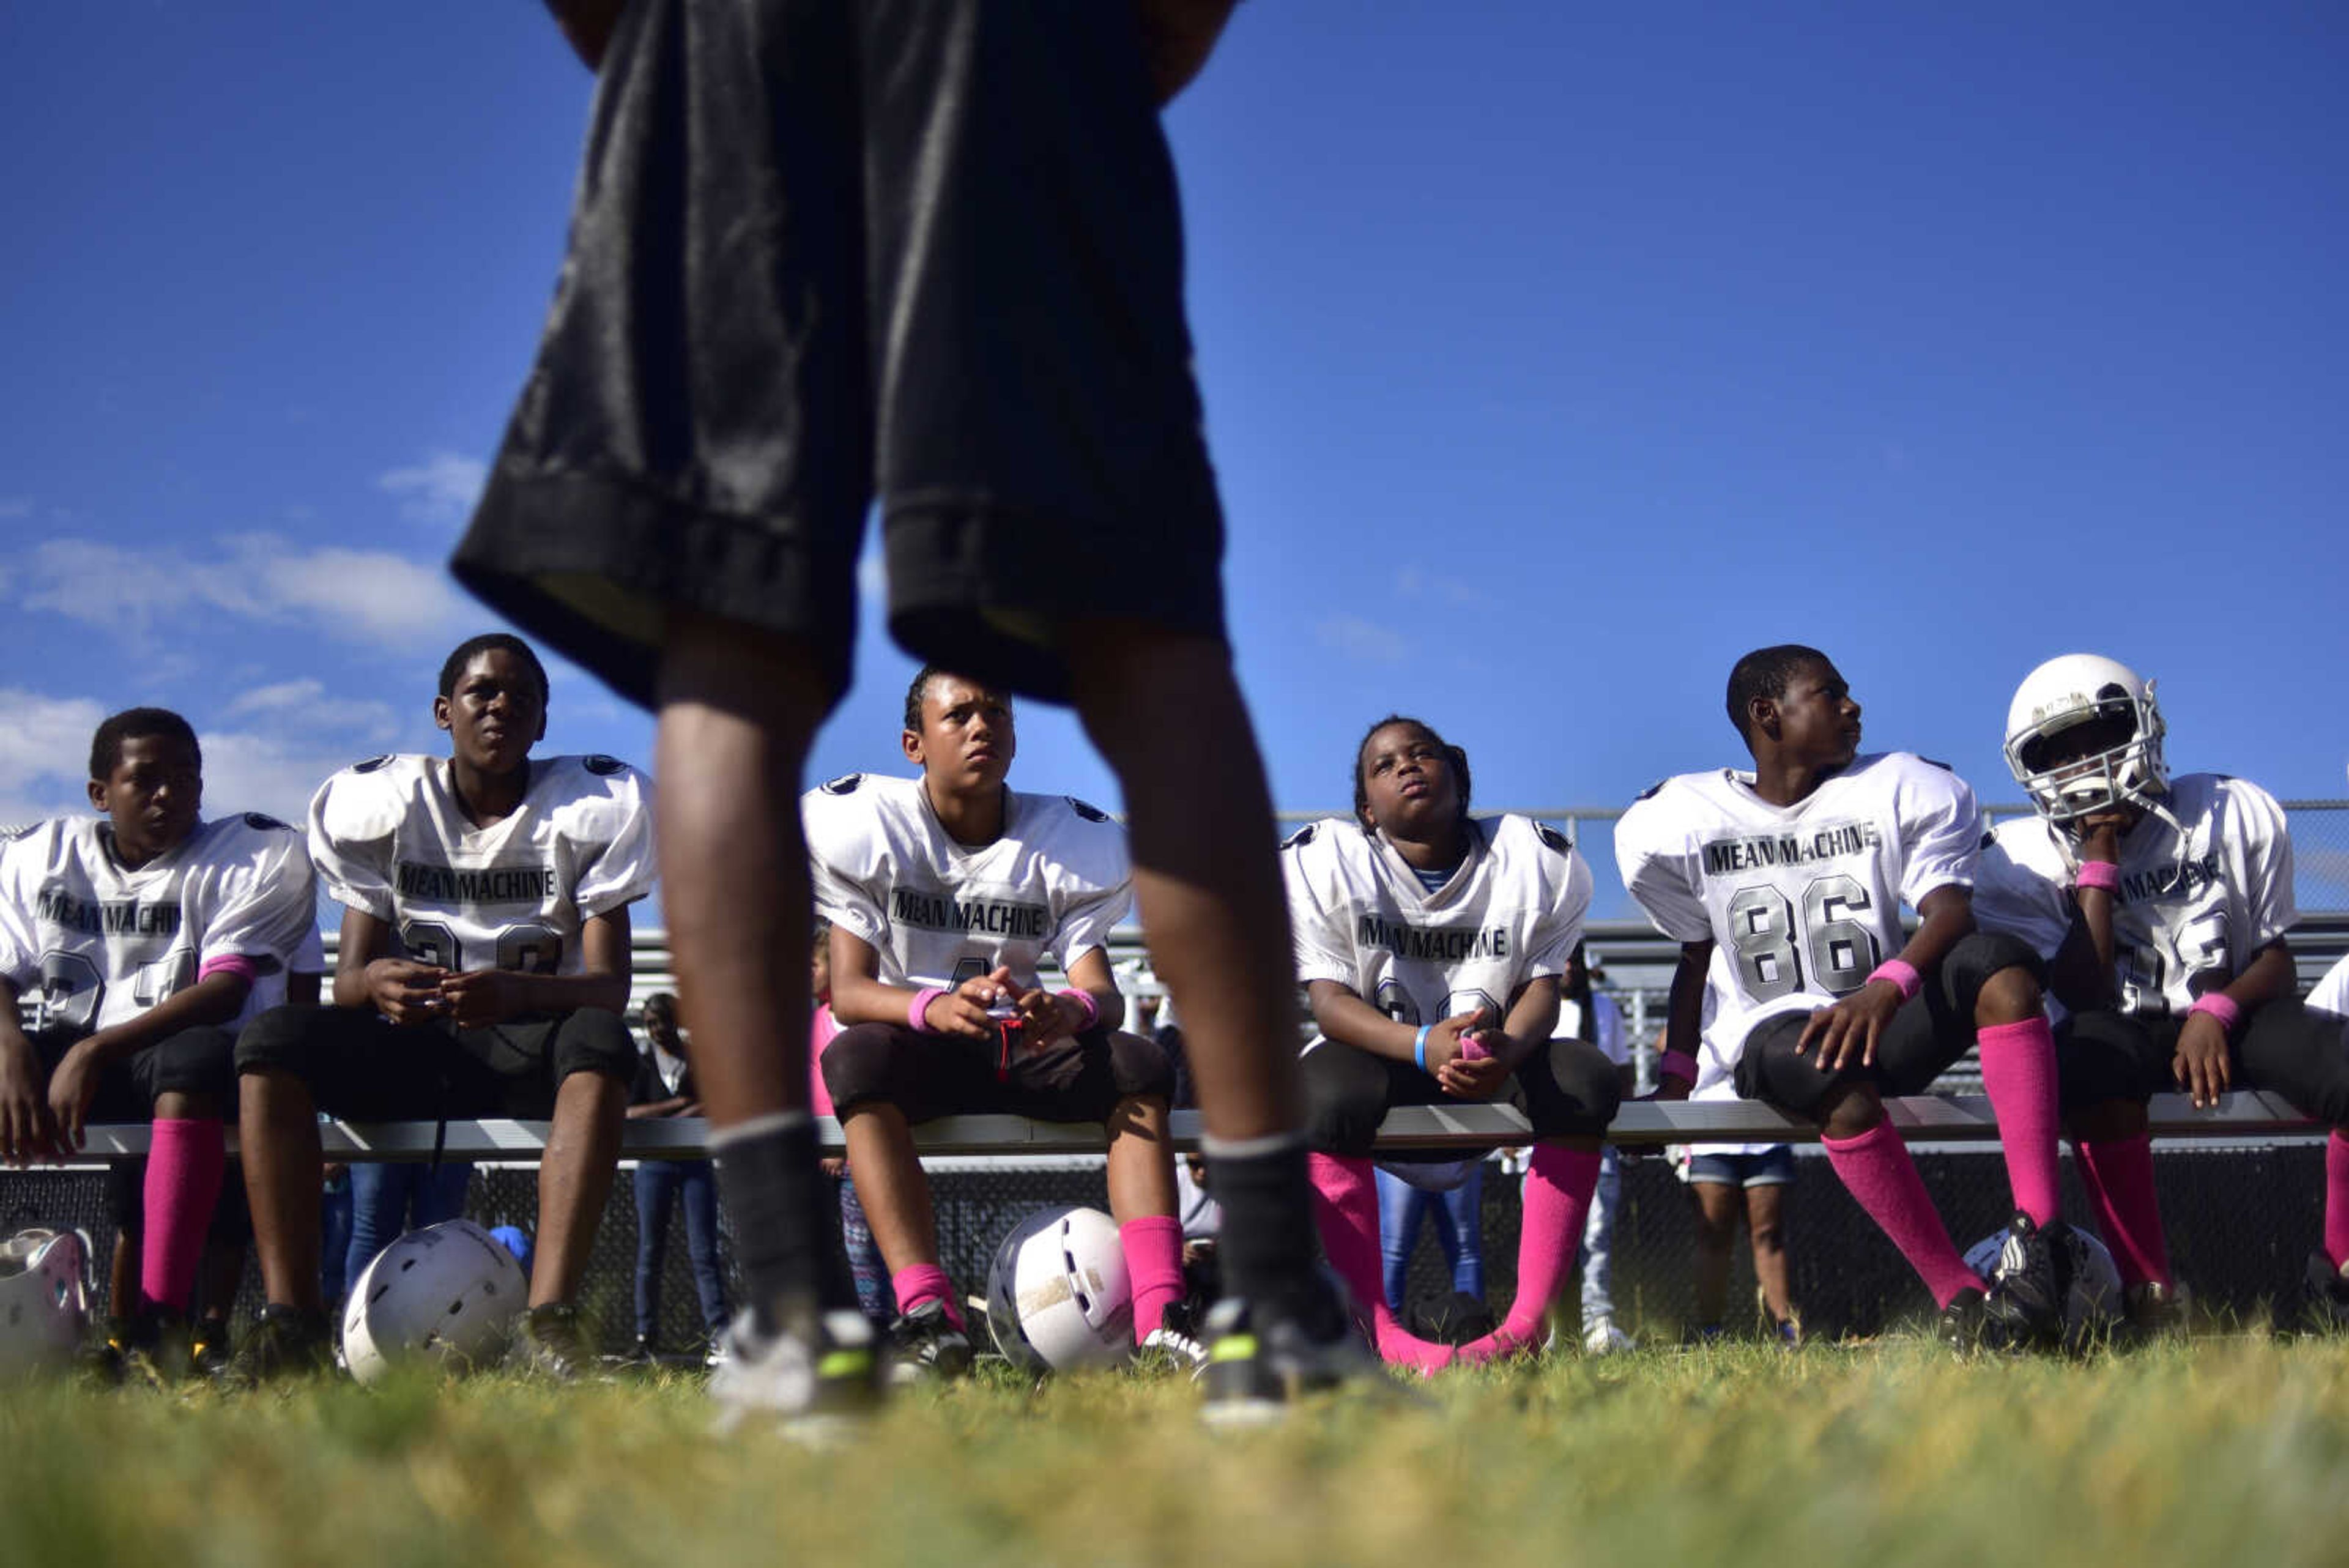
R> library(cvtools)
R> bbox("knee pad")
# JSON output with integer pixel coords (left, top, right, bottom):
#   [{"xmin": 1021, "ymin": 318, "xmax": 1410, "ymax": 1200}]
[
  {"xmin": 1298, "ymin": 1043, "xmax": 1390, "ymax": 1157},
  {"xmin": 1735, "ymin": 1011, "xmax": 1845, "ymax": 1121},
  {"xmin": 2055, "ymin": 1012, "xmax": 2164, "ymax": 1111},
  {"xmin": 1525, "ymin": 1038, "xmax": 1622, "ymax": 1136},
  {"xmin": 1104, "ymin": 1030, "xmax": 1176, "ymax": 1102},
  {"xmin": 1938, "ymin": 929, "xmax": 2046, "ymax": 1017},
  {"xmin": 549, "ymin": 1008, "xmax": 639, "ymax": 1083},
  {"xmin": 146, "ymin": 1025, "xmax": 238, "ymax": 1102},
  {"xmin": 233, "ymin": 1005, "xmax": 316, "ymax": 1076},
  {"xmin": 818, "ymin": 1022, "xmax": 911, "ymax": 1114}
]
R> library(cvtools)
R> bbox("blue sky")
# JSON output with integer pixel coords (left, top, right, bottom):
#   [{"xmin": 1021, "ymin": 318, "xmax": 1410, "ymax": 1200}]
[{"xmin": 4, "ymin": 4, "xmax": 2343, "ymax": 918}]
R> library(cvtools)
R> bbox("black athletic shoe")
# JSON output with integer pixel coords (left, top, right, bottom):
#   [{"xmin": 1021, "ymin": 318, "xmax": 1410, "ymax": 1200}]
[
  {"xmin": 1984, "ymin": 1210, "xmax": 2071, "ymax": 1351},
  {"xmin": 78, "ymin": 1315, "xmax": 138, "ymax": 1386},
  {"xmin": 508, "ymin": 1303, "xmax": 598, "ymax": 1381},
  {"xmin": 1131, "ymin": 1299, "xmax": 1209, "ymax": 1378},
  {"xmin": 2302, "ymin": 1252, "xmax": 2349, "ymax": 1332},
  {"xmin": 883, "ymin": 1299, "xmax": 972, "ymax": 1385},
  {"xmin": 223, "ymin": 1304, "xmax": 335, "ymax": 1386},
  {"xmin": 2121, "ymin": 1280, "xmax": 2188, "ymax": 1340},
  {"xmin": 191, "ymin": 1316, "xmax": 236, "ymax": 1377},
  {"xmin": 1940, "ymin": 1286, "xmax": 1994, "ymax": 1354},
  {"xmin": 1198, "ymin": 1288, "xmax": 1386, "ymax": 1427}
]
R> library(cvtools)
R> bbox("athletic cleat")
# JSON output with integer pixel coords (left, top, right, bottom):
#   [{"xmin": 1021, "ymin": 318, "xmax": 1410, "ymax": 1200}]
[
  {"xmin": 1940, "ymin": 1287, "xmax": 1993, "ymax": 1354},
  {"xmin": 2122, "ymin": 1280, "xmax": 2188, "ymax": 1339},
  {"xmin": 710, "ymin": 1308, "xmax": 883, "ymax": 1443},
  {"xmin": 507, "ymin": 1302, "xmax": 598, "ymax": 1381},
  {"xmin": 1984, "ymin": 1211, "xmax": 2071, "ymax": 1351},
  {"xmin": 1582, "ymin": 1314, "xmax": 1635, "ymax": 1356},
  {"xmin": 222, "ymin": 1304, "xmax": 335, "ymax": 1386},
  {"xmin": 883, "ymin": 1298, "xmax": 972, "ymax": 1385},
  {"xmin": 1198, "ymin": 1294, "xmax": 1388, "ymax": 1427},
  {"xmin": 191, "ymin": 1316, "xmax": 236, "ymax": 1377},
  {"xmin": 1134, "ymin": 1326, "xmax": 1210, "ymax": 1378},
  {"xmin": 2301, "ymin": 1252, "xmax": 2349, "ymax": 1333}
]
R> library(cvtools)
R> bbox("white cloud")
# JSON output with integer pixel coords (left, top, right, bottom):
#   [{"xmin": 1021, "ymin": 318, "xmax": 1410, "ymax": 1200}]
[
  {"xmin": 225, "ymin": 679, "xmax": 403, "ymax": 744},
  {"xmin": 196, "ymin": 727, "xmax": 368, "ymax": 827},
  {"xmin": 1394, "ymin": 565, "xmax": 1479, "ymax": 608},
  {"xmin": 1315, "ymin": 614, "xmax": 1410, "ymax": 664},
  {"xmin": 378, "ymin": 451, "xmax": 488, "ymax": 526},
  {"xmin": 15, "ymin": 533, "xmax": 471, "ymax": 648},
  {"xmin": 0, "ymin": 688, "xmax": 106, "ymax": 825}
]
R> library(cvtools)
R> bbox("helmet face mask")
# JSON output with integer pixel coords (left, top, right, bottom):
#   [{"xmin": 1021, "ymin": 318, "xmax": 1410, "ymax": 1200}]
[{"xmin": 2003, "ymin": 655, "xmax": 2169, "ymax": 827}]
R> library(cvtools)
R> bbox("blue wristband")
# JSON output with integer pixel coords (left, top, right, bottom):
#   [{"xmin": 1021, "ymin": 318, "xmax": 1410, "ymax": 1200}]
[{"xmin": 1413, "ymin": 1024, "xmax": 1433, "ymax": 1073}]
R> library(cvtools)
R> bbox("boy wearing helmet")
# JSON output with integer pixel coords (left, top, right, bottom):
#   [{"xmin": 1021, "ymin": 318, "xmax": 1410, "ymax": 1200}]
[{"xmin": 1977, "ymin": 653, "xmax": 2349, "ymax": 1327}]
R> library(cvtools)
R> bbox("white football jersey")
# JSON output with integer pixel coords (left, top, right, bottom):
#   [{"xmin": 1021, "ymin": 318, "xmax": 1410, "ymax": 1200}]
[
  {"xmin": 1283, "ymin": 814, "xmax": 1590, "ymax": 1044},
  {"xmin": 1616, "ymin": 752, "xmax": 1981, "ymax": 1077},
  {"xmin": 2308, "ymin": 953, "xmax": 2349, "ymax": 1019},
  {"xmin": 804, "ymin": 773, "xmax": 1131, "ymax": 991},
  {"xmin": 1974, "ymin": 773, "xmax": 2295, "ymax": 1020},
  {"xmin": 0, "ymin": 812, "xmax": 317, "ymax": 1036},
  {"xmin": 310, "ymin": 753, "xmax": 655, "ymax": 977}
]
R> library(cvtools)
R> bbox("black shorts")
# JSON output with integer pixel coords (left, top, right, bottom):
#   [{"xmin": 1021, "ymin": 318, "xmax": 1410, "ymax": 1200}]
[
  {"xmin": 453, "ymin": 0, "xmax": 1226, "ymax": 708},
  {"xmin": 2057, "ymin": 999, "xmax": 2349, "ymax": 1123},
  {"xmin": 235, "ymin": 1005, "xmax": 637, "ymax": 1120},
  {"xmin": 29, "ymin": 1025, "xmax": 237, "ymax": 1121},
  {"xmin": 1299, "ymin": 1036, "xmax": 1622, "ymax": 1159},
  {"xmin": 1734, "ymin": 931, "xmax": 2043, "ymax": 1120},
  {"xmin": 820, "ymin": 1020, "xmax": 1173, "ymax": 1126}
]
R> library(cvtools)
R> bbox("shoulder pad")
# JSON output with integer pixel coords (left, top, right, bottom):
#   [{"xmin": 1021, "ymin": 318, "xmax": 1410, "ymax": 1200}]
[
  {"xmin": 1635, "ymin": 780, "xmax": 1665, "ymax": 802},
  {"xmin": 1918, "ymin": 757, "xmax": 1955, "ymax": 773},
  {"xmin": 1534, "ymin": 822, "xmax": 1574, "ymax": 855},
  {"xmin": 1280, "ymin": 823, "xmax": 1318, "ymax": 851},
  {"xmin": 242, "ymin": 812, "xmax": 292, "ymax": 833},
  {"xmin": 350, "ymin": 754, "xmax": 396, "ymax": 775},
  {"xmin": 1, "ymin": 822, "xmax": 39, "ymax": 844},
  {"xmin": 1066, "ymin": 797, "xmax": 1111, "ymax": 824},
  {"xmin": 582, "ymin": 754, "xmax": 628, "ymax": 778},
  {"xmin": 819, "ymin": 773, "xmax": 864, "ymax": 796}
]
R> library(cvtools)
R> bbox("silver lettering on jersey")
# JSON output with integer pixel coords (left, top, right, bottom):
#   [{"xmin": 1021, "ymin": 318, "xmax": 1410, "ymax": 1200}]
[
  {"xmin": 1354, "ymin": 915, "xmax": 1511, "ymax": 964},
  {"xmin": 2118, "ymin": 853, "xmax": 2222, "ymax": 906},
  {"xmin": 889, "ymin": 887, "xmax": 1050, "ymax": 941},
  {"xmin": 1701, "ymin": 821, "xmax": 1882, "ymax": 877},
  {"xmin": 393, "ymin": 861, "xmax": 558, "ymax": 906},
  {"xmin": 34, "ymin": 886, "xmax": 184, "ymax": 938}
]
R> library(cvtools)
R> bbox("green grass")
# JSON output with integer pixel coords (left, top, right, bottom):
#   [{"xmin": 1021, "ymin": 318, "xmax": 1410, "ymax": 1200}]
[{"xmin": 7, "ymin": 1333, "xmax": 2349, "ymax": 1567}]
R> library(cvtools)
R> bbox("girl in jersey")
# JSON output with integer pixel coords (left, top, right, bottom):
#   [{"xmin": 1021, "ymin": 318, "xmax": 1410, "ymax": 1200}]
[{"xmin": 1284, "ymin": 716, "xmax": 1620, "ymax": 1369}]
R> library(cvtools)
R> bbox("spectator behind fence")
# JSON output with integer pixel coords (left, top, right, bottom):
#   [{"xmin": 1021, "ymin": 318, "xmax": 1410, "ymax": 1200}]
[
  {"xmin": 627, "ymin": 992, "xmax": 729, "ymax": 1362},
  {"xmin": 229, "ymin": 633, "xmax": 655, "ymax": 1382},
  {"xmin": 1560, "ymin": 942, "xmax": 1638, "ymax": 1354},
  {"xmin": 1676, "ymin": 1134, "xmax": 1802, "ymax": 1344}
]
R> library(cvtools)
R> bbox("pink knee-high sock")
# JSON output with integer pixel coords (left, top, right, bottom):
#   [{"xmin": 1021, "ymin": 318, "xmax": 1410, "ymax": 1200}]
[
  {"xmin": 2326, "ymin": 1131, "xmax": 2349, "ymax": 1271},
  {"xmin": 1457, "ymin": 1145, "xmax": 1601, "ymax": 1365},
  {"xmin": 1308, "ymin": 1153, "xmax": 1453, "ymax": 1372},
  {"xmin": 140, "ymin": 1118, "xmax": 226, "ymax": 1316},
  {"xmin": 1976, "ymin": 1018, "xmax": 2063, "ymax": 1227},
  {"xmin": 2074, "ymin": 1134, "xmax": 2172, "ymax": 1290},
  {"xmin": 1121, "ymin": 1216, "xmax": 1184, "ymax": 1342},
  {"xmin": 1822, "ymin": 1121, "xmax": 1981, "ymax": 1309},
  {"xmin": 890, "ymin": 1264, "xmax": 965, "ymax": 1331}
]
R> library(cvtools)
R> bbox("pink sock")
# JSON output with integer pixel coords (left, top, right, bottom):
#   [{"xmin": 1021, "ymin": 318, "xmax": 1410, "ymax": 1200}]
[
  {"xmin": 1308, "ymin": 1153, "xmax": 1455, "ymax": 1372},
  {"xmin": 1822, "ymin": 1121, "xmax": 1981, "ymax": 1309},
  {"xmin": 2327, "ymin": 1131, "xmax": 2349, "ymax": 1271},
  {"xmin": 1976, "ymin": 1018, "xmax": 2063, "ymax": 1228},
  {"xmin": 140, "ymin": 1118, "xmax": 226, "ymax": 1316},
  {"xmin": 1121, "ymin": 1216, "xmax": 1184, "ymax": 1342},
  {"xmin": 1457, "ymin": 1145, "xmax": 1600, "ymax": 1364},
  {"xmin": 890, "ymin": 1263, "xmax": 965, "ymax": 1332},
  {"xmin": 2074, "ymin": 1135, "xmax": 2172, "ymax": 1290}
]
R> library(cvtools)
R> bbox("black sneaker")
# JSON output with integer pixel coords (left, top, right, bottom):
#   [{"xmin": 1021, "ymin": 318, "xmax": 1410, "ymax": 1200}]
[
  {"xmin": 1940, "ymin": 1286, "xmax": 1994, "ymax": 1354},
  {"xmin": 2122, "ymin": 1280, "xmax": 2188, "ymax": 1340},
  {"xmin": 223, "ymin": 1304, "xmax": 334, "ymax": 1386},
  {"xmin": 191, "ymin": 1315, "xmax": 236, "ymax": 1377},
  {"xmin": 2302, "ymin": 1252, "xmax": 2349, "ymax": 1333},
  {"xmin": 623, "ymin": 1333, "xmax": 658, "ymax": 1365},
  {"xmin": 882, "ymin": 1298, "xmax": 972, "ymax": 1385},
  {"xmin": 1198, "ymin": 1287, "xmax": 1386, "ymax": 1427},
  {"xmin": 710, "ymin": 1307, "xmax": 883, "ymax": 1443},
  {"xmin": 1984, "ymin": 1211, "xmax": 2071, "ymax": 1351},
  {"xmin": 508, "ymin": 1303, "xmax": 597, "ymax": 1381},
  {"xmin": 78, "ymin": 1315, "xmax": 138, "ymax": 1386}
]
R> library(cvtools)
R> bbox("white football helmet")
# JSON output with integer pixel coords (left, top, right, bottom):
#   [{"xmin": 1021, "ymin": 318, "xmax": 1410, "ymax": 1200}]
[
  {"xmin": 343, "ymin": 1219, "xmax": 528, "ymax": 1384},
  {"xmin": 0, "ymin": 1228, "xmax": 91, "ymax": 1376},
  {"xmin": 1963, "ymin": 1225, "xmax": 2123, "ymax": 1353},
  {"xmin": 984, "ymin": 1206, "xmax": 1134, "ymax": 1373},
  {"xmin": 2003, "ymin": 653, "xmax": 2169, "ymax": 825}
]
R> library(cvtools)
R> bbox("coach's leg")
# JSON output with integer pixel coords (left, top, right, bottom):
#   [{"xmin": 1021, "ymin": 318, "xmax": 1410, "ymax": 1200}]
[
  {"xmin": 656, "ymin": 617, "xmax": 847, "ymax": 1332},
  {"xmin": 533, "ymin": 1060, "xmax": 628, "ymax": 1310},
  {"xmin": 1066, "ymin": 628, "xmax": 1334, "ymax": 1336}
]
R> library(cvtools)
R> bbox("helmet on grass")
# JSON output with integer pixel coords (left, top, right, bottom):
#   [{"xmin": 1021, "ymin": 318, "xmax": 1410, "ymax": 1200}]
[
  {"xmin": 984, "ymin": 1206, "xmax": 1133, "ymax": 1373},
  {"xmin": 342, "ymin": 1219, "xmax": 527, "ymax": 1384},
  {"xmin": 0, "ymin": 1228, "xmax": 90, "ymax": 1375}
]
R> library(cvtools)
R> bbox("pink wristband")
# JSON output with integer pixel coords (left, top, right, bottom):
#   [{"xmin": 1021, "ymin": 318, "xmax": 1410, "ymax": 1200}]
[
  {"xmin": 1867, "ymin": 959, "xmax": 1923, "ymax": 1002},
  {"xmin": 908, "ymin": 987, "xmax": 949, "ymax": 1033},
  {"xmin": 2188, "ymin": 992, "xmax": 2243, "ymax": 1035},
  {"xmin": 2074, "ymin": 860, "xmax": 2121, "ymax": 893},
  {"xmin": 1056, "ymin": 987, "xmax": 1100, "ymax": 1031},
  {"xmin": 1659, "ymin": 1049, "xmax": 1699, "ymax": 1084}
]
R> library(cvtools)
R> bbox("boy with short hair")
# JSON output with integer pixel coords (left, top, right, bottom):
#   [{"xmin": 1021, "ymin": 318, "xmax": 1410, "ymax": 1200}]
[
  {"xmin": 230, "ymin": 633, "xmax": 655, "ymax": 1379},
  {"xmin": 0, "ymin": 707, "xmax": 315, "ymax": 1370},
  {"xmin": 1616, "ymin": 646, "xmax": 2071, "ymax": 1349}
]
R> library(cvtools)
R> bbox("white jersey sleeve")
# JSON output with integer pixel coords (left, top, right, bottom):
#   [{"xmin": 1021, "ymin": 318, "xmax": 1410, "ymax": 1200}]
[
  {"xmin": 803, "ymin": 776, "xmax": 894, "ymax": 954},
  {"xmin": 309, "ymin": 762, "xmax": 403, "ymax": 921},
  {"xmin": 191, "ymin": 813, "xmax": 319, "ymax": 977},
  {"xmin": 2223, "ymin": 779, "xmax": 2296, "ymax": 950},
  {"xmin": 2309, "ymin": 954, "xmax": 2349, "ymax": 1019},
  {"xmin": 1280, "ymin": 821, "xmax": 1364, "ymax": 989},
  {"xmin": 562, "ymin": 758, "xmax": 658, "ymax": 918},
  {"xmin": 1893, "ymin": 758, "xmax": 1981, "ymax": 908},
  {"xmin": 1972, "ymin": 819, "xmax": 2074, "ymax": 962},
  {"xmin": 0, "ymin": 823, "xmax": 53, "ymax": 993},
  {"xmin": 1614, "ymin": 787, "xmax": 1717, "ymax": 945}
]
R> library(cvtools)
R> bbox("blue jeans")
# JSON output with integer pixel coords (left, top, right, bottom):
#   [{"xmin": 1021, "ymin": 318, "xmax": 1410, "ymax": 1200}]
[
  {"xmin": 1376, "ymin": 1163, "xmax": 1484, "ymax": 1310},
  {"xmin": 320, "ymin": 1170, "xmax": 353, "ymax": 1308},
  {"xmin": 346, "ymin": 1162, "xmax": 473, "ymax": 1298},
  {"xmin": 1576, "ymin": 1146, "xmax": 1624, "ymax": 1319},
  {"xmin": 634, "ymin": 1160, "xmax": 727, "ymax": 1341},
  {"xmin": 836, "ymin": 1173, "xmax": 893, "ymax": 1324}
]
